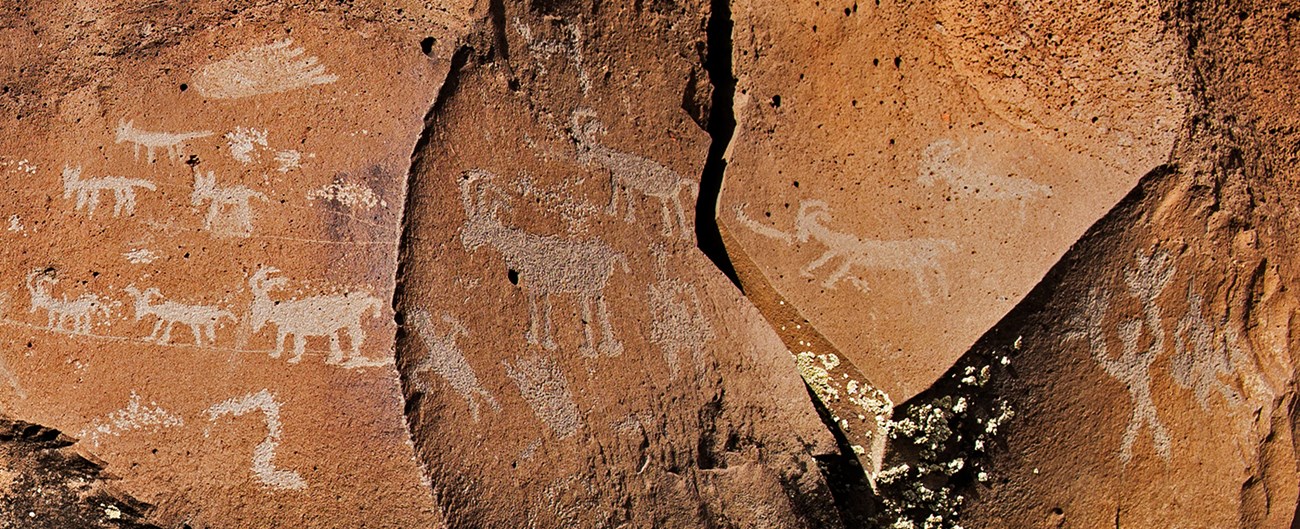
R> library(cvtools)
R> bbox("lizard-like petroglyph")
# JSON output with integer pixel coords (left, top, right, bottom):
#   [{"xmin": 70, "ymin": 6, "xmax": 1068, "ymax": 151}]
[
  {"xmin": 125, "ymin": 285, "xmax": 235, "ymax": 345},
  {"xmin": 192, "ymin": 39, "xmax": 339, "ymax": 100},
  {"xmin": 192, "ymin": 169, "xmax": 267, "ymax": 238},
  {"xmin": 26, "ymin": 269, "xmax": 111, "ymax": 334},
  {"xmin": 408, "ymin": 308, "xmax": 499, "ymax": 421},
  {"xmin": 115, "ymin": 119, "xmax": 213, "ymax": 163},
  {"xmin": 460, "ymin": 170, "xmax": 627, "ymax": 357},
  {"xmin": 61, "ymin": 166, "xmax": 155, "ymax": 218},
  {"xmin": 206, "ymin": 389, "xmax": 306, "ymax": 491},
  {"xmin": 249, "ymin": 267, "xmax": 384, "ymax": 366},
  {"xmin": 504, "ymin": 355, "xmax": 581, "ymax": 438},
  {"xmin": 79, "ymin": 392, "xmax": 184, "ymax": 448}
]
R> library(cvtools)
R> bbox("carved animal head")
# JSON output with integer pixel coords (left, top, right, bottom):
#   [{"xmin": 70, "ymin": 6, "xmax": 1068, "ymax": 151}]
[
  {"xmin": 114, "ymin": 119, "xmax": 133, "ymax": 143},
  {"xmin": 794, "ymin": 200, "xmax": 832, "ymax": 242},
  {"xmin": 459, "ymin": 170, "xmax": 512, "ymax": 251},
  {"xmin": 60, "ymin": 166, "xmax": 82, "ymax": 197},
  {"xmin": 569, "ymin": 108, "xmax": 606, "ymax": 146},
  {"xmin": 249, "ymin": 267, "xmax": 288, "ymax": 294},
  {"xmin": 123, "ymin": 285, "xmax": 160, "ymax": 320}
]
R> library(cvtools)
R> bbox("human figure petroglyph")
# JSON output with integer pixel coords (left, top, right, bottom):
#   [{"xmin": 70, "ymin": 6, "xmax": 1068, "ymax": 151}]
[
  {"xmin": 918, "ymin": 139, "xmax": 1053, "ymax": 212},
  {"xmin": 61, "ymin": 166, "xmax": 155, "ymax": 218},
  {"xmin": 26, "ymin": 269, "xmax": 111, "ymax": 334},
  {"xmin": 460, "ymin": 170, "xmax": 627, "ymax": 357},
  {"xmin": 192, "ymin": 169, "xmax": 267, "ymax": 237},
  {"xmin": 192, "ymin": 39, "xmax": 339, "ymax": 100},
  {"xmin": 504, "ymin": 355, "xmax": 581, "ymax": 438},
  {"xmin": 248, "ymin": 267, "xmax": 383, "ymax": 366},
  {"xmin": 408, "ymin": 309, "xmax": 499, "ymax": 422},
  {"xmin": 571, "ymin": 109, "xmax": 699, "ymax": 238},
  {"xmin": 115, "ymin": 119, "xmax": 213, "ymax": 163},
  {"xmin": 206, "ymin": 389, "xmax": 306, "ymax": 491},
  {"xmin": 125, "ymin": 285, "xmax": 235, "ymax": 346},
  {"xmin": 647, "ymin": 248, "xmax": 713, "ymax": 379}
]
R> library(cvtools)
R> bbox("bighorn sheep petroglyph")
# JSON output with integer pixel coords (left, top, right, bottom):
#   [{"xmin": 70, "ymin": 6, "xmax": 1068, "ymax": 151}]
[
  {"xmin": 459, "ymin": 170, "xmax": 628, "ymax": 356},
  {"xmin": 26, "ymin": 269, "xmax": 111, "ymax": 334},
  {"xmin": 192, "ymin": 169, "xmax": 267, "ymax": 237},
  {"xmin": 248, "ymin": 267, "xmax": 383, "ymax": 366},
  {"xmin": 115, "ymin": 119, "xmax": 213, "ymax": 163},
  {"xmin": 408, "ymin": 309, "xmax": 499, "ymax": 421},
  {"xmin": 61, "ymin": 166, "xmax": 155, "ymax": 218},
  {"xmin": 125, "ymin": 285, "xmax": 234, "ymax": 345},
  {"xmin": 571, "ymin": 109, "xmax": 698, "ymax": 238}
]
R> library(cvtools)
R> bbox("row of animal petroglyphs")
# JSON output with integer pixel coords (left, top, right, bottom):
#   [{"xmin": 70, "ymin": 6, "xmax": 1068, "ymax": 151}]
[
  {"xmin": 733, "ymin": 199, "xmax": 958, "ymax": 303},
  {"xmin": 21, "ymin": 267, "xmax": 385, "ymax": 368},
  {"xmin": 1068, "ymin": 248, "xmax": 1274, "ymax": 464}
]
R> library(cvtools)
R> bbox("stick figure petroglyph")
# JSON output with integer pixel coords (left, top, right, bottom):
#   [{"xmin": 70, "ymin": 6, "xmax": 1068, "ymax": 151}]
[
  {"xmin": 61, "ymin": 166, "xmax": 155, "ymax": 218},
  {"xmin": 26, "ymin": 269, "xmax": 112, "ymax": 334},
  {"xmin": 115, "ymin": 119, "xmax": 213, "ymax": 163},
  {"xmin": 248, "ymin": 267, "xmax": 384, "ymax": 366},
  {"xmin": 192, "ymin": 169, "xmax": 267, "ymax": 238},
  {"xmin": 459, "ymin": 170, "xmax": 628, "ymax": 357},
  {"xmin": 407, "ymin": 309, "xmax": 499, "ymax": 422},
  {"xmin": 206, "ymin": 389, "xmax": 306, "ymax": 491},
  {"xmin": 571, "ymin": 109, "xmax": 699, "ymax": 238},
  {"xmin": 125, "ymin": 285, "xmax": 235, "ymax": 345}
]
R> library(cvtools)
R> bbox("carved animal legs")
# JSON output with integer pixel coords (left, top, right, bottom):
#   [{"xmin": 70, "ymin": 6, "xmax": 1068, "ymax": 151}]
[
  {"xmin": 579, "ymin": 295, "xmax": 597, "ymax": 358},
  {"xmin": 273, "ymin": 331, "xmax": 286, "ymax": 359},
  {"xmin": 802, "ymin": 250, "xmax": 837, "ymax": 278},
  {"xmin": 658, "ymin": 199, "xmax": 674, "ymax": 237},
  {"xmin": 327, "ymin": 333, "xmax": 343, "ymax": 364},
  {"xmin": 671, "ymin": 194, "xmax": 690, "ymax": 239},
  {"xmin": 188, "ymin": 324, "xmax": 204, "ymax": 345},
  {"xmin": 159, "ymin": 320, "xmax": 177, "ymax": 343},
  {"xmin": 596, "ymin": 294, "xmax": 621, "ymax": 356},
  {"xmin": 290, "ymin": 335, "xmax": 307, "ymax": 363}
]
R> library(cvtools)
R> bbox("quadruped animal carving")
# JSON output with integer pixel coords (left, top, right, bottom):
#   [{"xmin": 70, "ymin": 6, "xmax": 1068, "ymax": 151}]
[
  {"xmin": 206, "ymin": 389, "xmax": 306, "ymax": 491},
  {"xmin": 407, "ymin": 309, "xmax": 499, "ymax": 421},
  {"xmin": 192, "ymin": 169, "xmax": 267, "ymax": 238},
  {"xmin": 248, "ymin": 267, "xmax": 383, "ymax": 366},
  {"xmin": 917, "ymin": 139, "xmax": 1054, "ymax": 209},
  {"xmin": 647, "ymin": 248, "xmax": 714, "ymax": 379},
  {"xmin": 460, "ymin": 170, "xmax": 628, "ymax": 357},
  {"xmin": 61, "ymin": 166, "xmax": 155, "ymax": 218},
  {"xmin": 26, "ymin": 269, "xmax": 111, "ymax": 334},
  {"xmin": 115, "ymin": 119, "xmax": 213, "ymax": 163},
  {"xmin": 570, "ymin": 109, "xmax": 699, "ymax": 238},
  {"xmin": 125, "ymin": 285, "xmax": 235, "ymax": 345}
]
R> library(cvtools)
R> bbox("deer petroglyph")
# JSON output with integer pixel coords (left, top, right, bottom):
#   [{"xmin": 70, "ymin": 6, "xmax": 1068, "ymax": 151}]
[
  {"xmin": 115, "ymin": 119, "xmax": 213, "ymax": 163},
  {"xmin": 571, "ymin": 110, "xmax": 699, "ymax": 238},
  {"xmin": 206, "ymin": 389, "xmax": 306, "ymax": 491},
  {"xmin": 460, "ymin": 170, "xmax": 627, "ymax": 357},
  {"xmin": 248, "ymin": 267, "xmax": 384, "ymax": 367},
  {"xmin": 26, "ymin": 269, "xmax": 111, "ymax": 334},
  {"xmin": 125, "ymin": 285, "xmax": 234, "ymax": 345},
  {"xmin": 408, "ymin": 309, "xmax": 499, "ymax": 422},
  {"xmin": 192, "ymin": 169, "xmax": 267, "ymax": 238},
  {"xmin": 61, "ymin": 166, "xmax": 155, "ymax": 218}
]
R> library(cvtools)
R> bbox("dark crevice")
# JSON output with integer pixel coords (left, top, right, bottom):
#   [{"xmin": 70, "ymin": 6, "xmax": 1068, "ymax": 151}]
[{"xmin": 694, "ymin": 0, "xmax": 741, "ymax": 289}]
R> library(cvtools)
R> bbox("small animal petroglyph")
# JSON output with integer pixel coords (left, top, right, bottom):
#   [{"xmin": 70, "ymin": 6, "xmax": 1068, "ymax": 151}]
[
  {"xmin": 125, "ymin": 285, "xmax": 234, "ymax": 345},
  {"xmin": 206, "ymin": 389, "xmax": 306, "ymax": 491},
  {"xmin": 192, "ymin": 39, "xmax": 339, "ymax": 100},
  {"xmin": 647, "ymin": 249, "xmax": 714, "ymax": 379},
  {"xmin": 115, "ymin": 119, "xmax": 213, "ymax": 163},
  {"xmin": 80, "ymin": 392, "xmax": 184, "ymax": 448},
  {"xmin": 61, "ymin": 166, "xmax": 155, "ymax": 218},
  {"xmin": 192, "ymin": 169, "xmax": 267, "ymax": 238},
  {"xmin": 460, "ymin": 170, "xmax": 627, "ymax": 357},
  {"xmin": 123, "ymin": 248, "xmax": 161, "ymax": 264},
  {"xmin": 504, "ymin": 355, "xmax": 581, "ymax": 438},
  {"xmin": 26, "ymin": 269, "xmax": 111, "ymax": 334},
  {"xmin": 918, "ymin": 139, "xmax": 1053, "ymax": 208},
  {"xmin": 248, "ymin": 267, "xmax": 384, "ymax": 366},
  {"xmin": 514, "ymin": 18, "xmax": 591, "ymax": 94},
  {"xmin": 571, "ymin": 110, "xmax": 699, "ymax": 238},
  {"xmin": 306, "ymin": 181, "xmax": 385, "ymax": 211},
  {"xmin": 407, "ymin": 309, "xmax": 499, "ymax": 421}
]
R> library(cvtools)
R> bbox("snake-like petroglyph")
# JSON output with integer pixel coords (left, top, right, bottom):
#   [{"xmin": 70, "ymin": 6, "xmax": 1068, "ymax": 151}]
[{"xmin": 206, "ymin": 389, "xmax": 306, "ymax": 491}]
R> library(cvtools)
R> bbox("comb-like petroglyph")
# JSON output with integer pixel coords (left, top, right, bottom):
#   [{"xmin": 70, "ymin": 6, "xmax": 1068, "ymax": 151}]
[
  {"xmin": 26, "ymin": 269, "xmax": 112, "ymax": 334},
  {"xmin": 407, "ymin": 308, "xmax": 499, "ymax": 422},
  {"xmin": 79, "ymin": 392, "xmax": 184, "ymax": 448},
  {"xmin": 206, "ymin": 389, "xmax": 306, "ymax": 491},
  {"xmin": 1170, "ymin": 289, "xmax": 1248, "ymax": 411},
  {"xmin": 191, "ymin": 169, "xmax": 267, "ymax": 238},
  {"xmin": 647, "ymin": 249, "xmax": 714, "ymax": 379},
  {"xmin": 917, "ymin": 139, "xmax": 1054, "ymax": 204},
  {"xmin": 503, "ymin": 355, "xmax": 581, "ymax": 439},
  {"xmin": 192, "ymin": 39, "xmax": 339, "ymax": 100},
  {"xmin": 114, "ymin": 119, "xmax": 213, "ymax": 163},
  {"xmin": 570, "ymin": 110, "xmax": 698, "ymax": 238},
  {"xmin": 248, "ymin": 267, "xmax": 385, "ymax": 367},
  {"xmin": 61, "ymin": 166, "xmax": 155, "ymax": 218},
  {"xmin": 124, "ymin": 285, "xmax": 235, "ymax": 345},
  {"xmin": 459, "ymin": 170, "xmax": 627, "ymax": 357}
]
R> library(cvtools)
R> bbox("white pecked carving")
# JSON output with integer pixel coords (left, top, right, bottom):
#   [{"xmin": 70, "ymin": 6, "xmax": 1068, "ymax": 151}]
[
  {"xmin": 26, "ymin": 269, "xmax": 111, "ymax": 334},
  {"xmin": 192, "ymin": 39, "xmax": 339, "ymax": 100},
  {"xmin": 191, "ymin": 169, "xmax": 267, "ymax": 238},
  {"xmin": 407, "ymin": 309, "xmax": 499, "ymax": 421},
  {"xmin": 115, "ymin": 119, "xmax": 212, "ymax": 163},
  {"xmin": 125, "ymin": 285, "xmax": 235, "ymax": 345},
  {"xmin": 504, "ymin": 355, "xmax": 581, "ymax": 438},
  {"xmin": 248, "ymin": 267, "xmax": 383, "ymax": 366},
  {"xmin": 206, "ymin": 389, "xmax": 306, "ymax": 491},
  {"xmin": 61, "ymin": 166, "xmax": 155, "ymax": 218}
]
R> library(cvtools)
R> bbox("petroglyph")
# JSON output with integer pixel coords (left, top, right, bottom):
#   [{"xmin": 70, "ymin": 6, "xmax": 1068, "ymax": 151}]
[
  {"xmin": 26, "ymin": 269, "xmax": 112, "ymax": 334},
  {"xmin": 61, "ymin": 166, "xmax": 155, "ymax": 218},
  {"xmin": 1172, "ymin": 288, "xmax": 1247, "ymax": 410},
  {"xmin": 460, "ymin": 170, "xmax": 627, "ymax": 357},
  {"xmin": 6, "ymin": 214, "xmax": 21, "ymax": 232},
  {"xmin": 123, "ymin": 248, "xmax": 160, "ymax": 264},
  {"xmin": 510, "ymin": 174, "xmax": 599, "ymax": 234},
  {"xmin": 114, "ymin": 120, "xmax": 212, "ymax": 163},
  {"xmin": 274, "ymin": 150, "xmax": 303, "ymax": 172},
  {"xmin": 407, "ymin": 309, "xmax": 499, "ymax": 421},
  {"xmin": 571, "ymin": 110, "xmax": 698, "ymax": 238},
  {"xmin": 514, "ymin": 19, "xmax": 591, "ymax": 94},
  {"xmin": 307, "ymin": 181, "xmax": 385, "ymax": 211},
  {"xmin": 192, "ymin": 169, "xmax": 267, "ymax": 238},
  {"xmin": 917, "ymin": 139, "xmax": 1053, "ymax": 205},
  {"xmin": 504, "ymin": 355, "xmax": 581, "ymax": 438},
  {"xmin": 192, "ymin": 39, "xmax": 339, "ymax": 100},
  {"xmin": 206, "ymin": 389, "xmax": 306, "ymax": 491},
  {"xmin": 647, "ymin": 249, "xmax": 713, "ymax": 379},
  {"xmin": 79, "ymin": 392, "xmax": 184, "ymax": 448},
  {"xmin": 248, "ymin": 267, "xmax": 384, "ymax": 366},
  {"xmin": 125, "ymin": 285, "xmax": 235, "ymax": 345},
  {"xmin": 225, "ymin": 127, "xmax": 269, "ymax": 163}
]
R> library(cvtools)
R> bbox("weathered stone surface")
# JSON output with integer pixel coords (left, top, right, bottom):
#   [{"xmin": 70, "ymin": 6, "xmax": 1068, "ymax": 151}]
[{"xmin": 718, "ymin": 0, "xmax": 1187, "ymax": 404}]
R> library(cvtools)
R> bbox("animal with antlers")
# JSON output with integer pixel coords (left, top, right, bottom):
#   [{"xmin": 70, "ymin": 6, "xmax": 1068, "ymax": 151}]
[
  {"xmin": 460, "ymin": 170, "xmax": 628, "ymax": 357},
  {"xmin": 61, "ymin": 166, "xmax": 155, "ymax": 218},
  {"xmin": 26, "ymin": 269, "xmax": 112, "ymax": 334},
  {"xmin": 192, "ymin": 169, "xmax": 267, "ymax": 237},
  {"xmin": 125, "ymin": 285, "xmax": 235, "ymax": 345},
  {"xmin": 248, "ymin": 267, "xmax": 383, "ymax": 365}
]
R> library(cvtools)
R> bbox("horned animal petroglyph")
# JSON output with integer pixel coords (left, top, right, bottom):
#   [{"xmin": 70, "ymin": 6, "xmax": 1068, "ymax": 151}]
[
  {"xmin": 571, "ymin": 109, "xmax": 699, "ymax": 238},
  {"xmin": 408, "ymin": 309, "xmax": 499, "ymax": 421},
  {"xmin": 115, "ymin": 119, "xmax": 213, "ymax": 163},
  {"xmin": 26, "ymin": 269, "xmax": 111, "ymax": 334},
  {"xmin": 460, "ymin": 170, "xmax": 628, "ymax": 357},
  {"xmin": 125, "ymin": 285, "xmax": 234, "ymax": 345},
  {"xmin": 61, "ymin": 166, "xmax": 155, "ymax": 218},
  {"xmin": 192, "ymin": 169, "xmax": 267, "ymax": 238},
  {"xmin": 248, "ymin": 267, "xmax": 383, "ymax": 366},
  {"xmin": 206, "ymin": 389, "xmax": 306, "ymax": 491}
]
